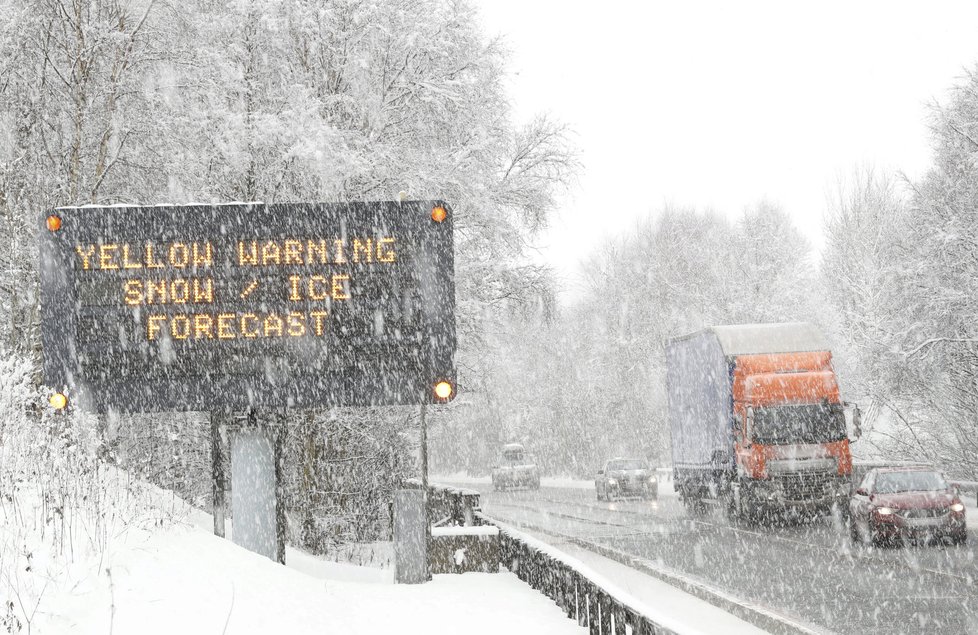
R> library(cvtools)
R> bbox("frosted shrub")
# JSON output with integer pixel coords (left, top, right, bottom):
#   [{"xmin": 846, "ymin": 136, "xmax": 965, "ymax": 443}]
[{"xmin": 0, "ymin": 354, "xmax": 176, "ymax": 632}]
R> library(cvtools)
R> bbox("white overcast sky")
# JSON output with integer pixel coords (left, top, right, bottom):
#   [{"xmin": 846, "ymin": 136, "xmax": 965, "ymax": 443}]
[{"xmin": 474, "ymin": 1, "xmax": 978, "ymax": 297}]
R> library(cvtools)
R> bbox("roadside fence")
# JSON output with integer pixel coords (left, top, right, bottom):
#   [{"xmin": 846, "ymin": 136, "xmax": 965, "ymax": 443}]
[{"xmin": 477, "ymin": 511, "xmax": 691, "ymax": 635}]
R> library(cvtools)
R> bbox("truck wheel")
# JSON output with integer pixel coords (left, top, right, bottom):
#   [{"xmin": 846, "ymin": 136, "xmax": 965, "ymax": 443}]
[
  {"xmin": 743, "ymin": 500, "xmax": 766, "ymax": 526},
  {"xmin": 731, "ymin": 486, "xmax": 757, "ymax": 526},
  {"xmin": 869, "ymin": 522, "xmax": 888, "ymax": 548}
]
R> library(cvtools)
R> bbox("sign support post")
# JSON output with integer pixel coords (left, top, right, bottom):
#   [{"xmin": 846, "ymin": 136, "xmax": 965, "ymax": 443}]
[
  {"xmin": 274, "ymin": 418, "xmax": 287, "ymax": 564},
  {"xmin": 420, "ymin": 401, "xmax": 429, "ymax": 491},
  {"xmin": 210, "ymin": 411, "xmax": 227, "ymax": 538}
]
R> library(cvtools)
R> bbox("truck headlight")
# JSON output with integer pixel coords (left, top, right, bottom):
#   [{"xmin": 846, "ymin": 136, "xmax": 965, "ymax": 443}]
[
  {"xmin": 875, "ymin": 507, "xmax": 894, "ymax": 516},
  {"xmin": 648, "ymin": 476, "xmax": 657, "ymax": 483},
  {"xmin": 607, "ymin": 478, "xmax": 617, "ymax": 486}
]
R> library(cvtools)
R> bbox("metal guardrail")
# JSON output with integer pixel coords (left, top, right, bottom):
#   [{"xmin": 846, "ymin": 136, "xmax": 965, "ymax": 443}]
[
  {"xmin": 478, "ymin": 513, "xmax": 684, "ymax": 635},
  {"xmin": 402, "ymin": 478, "xmax": 481, "ymax": 526},
  {"xmin": 403, "ymin": 481, "xmax": 682, "ymax": 632},
  {"xmin": 412, "ymin": 481, "xmax": 821, "ymax": 633}
]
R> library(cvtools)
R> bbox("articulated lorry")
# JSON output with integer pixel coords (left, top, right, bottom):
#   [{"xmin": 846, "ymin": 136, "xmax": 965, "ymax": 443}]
[{"xmin": 666, "ymin": 323, "xmax": 856, "ymax": 519}]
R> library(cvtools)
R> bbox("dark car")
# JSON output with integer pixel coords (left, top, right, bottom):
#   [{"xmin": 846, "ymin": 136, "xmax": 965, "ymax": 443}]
[
  {"xmin": 849, "ymin": 466, "xmax": 967, "ymax": 547},
  {"xmin": 491, "ymin": 443, "xmax": 540, "ymax": 491},
  {"xmin": 596, "ymin": 458, "xmax": 657, "ymax": 501}
]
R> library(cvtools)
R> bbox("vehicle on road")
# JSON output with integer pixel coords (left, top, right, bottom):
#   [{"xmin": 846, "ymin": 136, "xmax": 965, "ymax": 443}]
[
  {"xmin": 849, "ymin": 466, "xmax": 967, "ymax": 547},
  {"xmin": 491, "ymin": 443, "xmax": 540, "ymax": 491},
  {"xmin": 595, "ymin": 458, "xmax": 657, "ymax": 500},
  {"xmin": 666, "ymin": 323, "xmax": 858, "ymax": 521}
]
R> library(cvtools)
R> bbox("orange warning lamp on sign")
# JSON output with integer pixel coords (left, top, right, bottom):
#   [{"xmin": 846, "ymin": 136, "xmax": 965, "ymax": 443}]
[
  {"xmin": 49, "ymin": 392, "xmax": 68, "ymax": 410},
  {"xmin": 434, "ymin": 380, "xmax": 454, "ymax": 401}
]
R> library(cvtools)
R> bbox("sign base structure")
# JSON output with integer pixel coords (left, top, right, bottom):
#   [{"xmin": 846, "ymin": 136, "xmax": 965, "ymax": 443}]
[
  {"xmin": 394, "ymin": 489, "xmax": 430, "ymax": 584},
  {"xmin": 230, "ymin": 429, "xmax": 278, "ymax": 561}
]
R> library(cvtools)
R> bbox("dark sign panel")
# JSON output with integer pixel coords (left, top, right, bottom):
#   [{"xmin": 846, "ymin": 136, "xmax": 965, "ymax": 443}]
[{"xmin": 39, "ymin": 201, "xmax": 456, "ymax": 412}]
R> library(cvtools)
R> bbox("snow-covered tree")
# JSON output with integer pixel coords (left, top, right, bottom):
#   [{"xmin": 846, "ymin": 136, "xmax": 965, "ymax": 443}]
[
  {"xmin": 0, "ymin": 0, "xmax": 577, "ymax": 550},
  {"xmin": 445, "ymin": 205, "xmax": 819, "ymax": 475}
]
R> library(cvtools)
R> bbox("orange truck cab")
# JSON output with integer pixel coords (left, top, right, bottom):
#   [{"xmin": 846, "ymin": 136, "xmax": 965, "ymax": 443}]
[{"xmin": 667, "ymin": 323, "xmax": 856, "ymax": 519}]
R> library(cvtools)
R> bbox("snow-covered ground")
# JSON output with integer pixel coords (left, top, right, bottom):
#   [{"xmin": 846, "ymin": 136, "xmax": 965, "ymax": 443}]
[
  {"xmin": 0, "ymin": 459, "xmax": 584, "ymax": 635},
  {"xmin": 31, "ymin": 509, "xmax": 585, "ymax": 634}
]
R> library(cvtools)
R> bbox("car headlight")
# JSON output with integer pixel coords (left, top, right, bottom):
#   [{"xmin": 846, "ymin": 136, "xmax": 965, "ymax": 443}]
[
  {"xmin": 951, "ymin": 503, "xmax": 965, "ymax": 512},
  {"xmin": 648, "ymin": 476, "xmax": 657, "ymax": 483},
  {"xmin": 607, "ymin": 478, "xmax": 617, "ymax": 486},
  {"xmin": 875, "ymin": 507, "xmax": 894, "ymax": 516}
]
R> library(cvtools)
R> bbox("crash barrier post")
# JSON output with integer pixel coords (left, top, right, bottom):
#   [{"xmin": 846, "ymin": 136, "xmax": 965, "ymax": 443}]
[{"xmin": 479, "ymin": 513, "xmax": 680, "ymax": 635}]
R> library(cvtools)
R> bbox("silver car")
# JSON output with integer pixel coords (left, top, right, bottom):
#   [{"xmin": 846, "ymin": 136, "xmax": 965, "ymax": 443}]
[
  {"xmin": 596, "ymin": 458, "xmax": 657, "ymax": 500},
  {"xmin": 491, "ymin": 443, "xmax": 540, "ymax": 491}
]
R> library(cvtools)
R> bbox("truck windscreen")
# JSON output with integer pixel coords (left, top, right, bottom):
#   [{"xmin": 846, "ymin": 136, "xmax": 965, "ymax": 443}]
[{"xmin": 753, "ymin": 403, "xmax": 846, "ymax": 445}]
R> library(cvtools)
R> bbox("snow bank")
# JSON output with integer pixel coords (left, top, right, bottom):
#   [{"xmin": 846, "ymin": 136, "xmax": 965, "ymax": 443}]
[{"xmin": 35, "ymin": 521, "xmax": 583, "ymax": 634}]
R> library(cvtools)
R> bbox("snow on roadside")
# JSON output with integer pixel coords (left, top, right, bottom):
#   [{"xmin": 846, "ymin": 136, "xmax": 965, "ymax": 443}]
[
  {"xmin": 37, "ymin": 520, "xmax": 586, "ymax": 634},
  {"xmin": 0, "ymin": 453, "xmax": 581, "ymax": 634}
]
